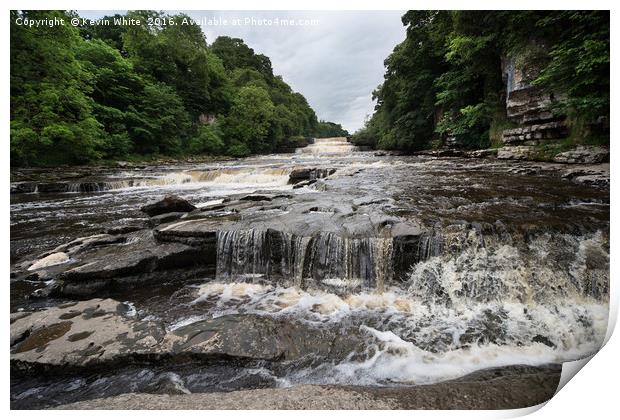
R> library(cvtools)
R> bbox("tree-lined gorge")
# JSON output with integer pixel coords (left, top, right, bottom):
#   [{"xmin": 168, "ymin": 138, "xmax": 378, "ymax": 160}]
[
  {"xmin": 10, "ymin": 10, "xmax": 349, "ymax": 166},
  {"xmin": 352, "ymin": 11, "xmax": 609, "ymax": 153},
  {"xmin": 10, "ymin": 10, "xmax": 609, "ymax": 166}
]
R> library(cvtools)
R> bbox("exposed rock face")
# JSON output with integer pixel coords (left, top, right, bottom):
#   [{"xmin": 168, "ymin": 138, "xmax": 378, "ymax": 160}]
[
  {"xmin": 10, "ymin": 299, "xmax": 365, "ymax": 372},
  {"xmin": 16, "ymin": 230, "xmax": 215, "ymax": 298},
  {"xmin": 10, "ymin": 299, "xmax": 166, "ymax": 370},
  {"xmin": 141, "ymin": 195, "xmax": 196, "ymax": 217},
  {"xmin": 502, "ymin": 121, "xmax": 569, "ymax": 145},
  {"xmin": 288, "ymin": 168, "xmax": 336, "ymax": 184},
  {"xmin": 553, "ymin": 146, "xmax": 609, "ymax": 164},
  {"xmin": 497, "ymin": 146, "xmax": 537, "ymax": 161},
  {"xmin": 561, "ymin": 164, "xmax": 610, "ymax": 188},
  {"xmin": 501, "ymin": 45, "xmax": 569, "ymax": 147}
]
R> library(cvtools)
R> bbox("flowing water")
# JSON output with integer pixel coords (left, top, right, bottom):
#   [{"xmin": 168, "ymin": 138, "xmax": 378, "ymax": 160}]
[{"xmin": 10, "ymin": 137, "xmax": 610, "ymax": 407}]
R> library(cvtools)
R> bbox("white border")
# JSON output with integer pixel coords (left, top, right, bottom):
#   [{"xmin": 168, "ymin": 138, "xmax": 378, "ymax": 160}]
[{"xmin": 3, "ymin": 1, "xmax": 618, "ymax": 418}]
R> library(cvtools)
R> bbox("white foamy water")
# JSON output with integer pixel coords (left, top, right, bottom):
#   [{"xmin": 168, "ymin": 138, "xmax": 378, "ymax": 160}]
[
  {"xmin": 296, "ymin": 137, "xmax": 358, "ymax": 155},
  {"xmin": 189, "ymin": 278, "xmax": 607, "ymax": 385},
  {"xmin": 105, "ymin": 167, "xmax": 293, "ymax": 192}
]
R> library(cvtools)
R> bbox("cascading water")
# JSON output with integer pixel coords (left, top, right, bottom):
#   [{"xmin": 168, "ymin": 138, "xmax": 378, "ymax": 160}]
[
  {"xmin": 200, "ymin": 225, "xmax": 608, "ymax": 386},
  {"xmin": 296, "ymin": 137, "xmax": 358, "ymax": 155},
  {"xmin": 10, "ymin": 137, "xmax": 610, "ymax": 407},
  {"xmin": 215, "ymin": 229, "xmax": 395, "ymax": 291}
]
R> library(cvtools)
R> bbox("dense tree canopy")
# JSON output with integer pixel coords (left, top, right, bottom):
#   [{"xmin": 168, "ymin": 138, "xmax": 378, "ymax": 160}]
[
  {"xmin": 315, "ymin": 121, "xmax": 349, "ymax": 138},
  {"xmin": 10, "ymin": 11, "xmax": 343, "ymax": 166},
  {"xmin": 353, "ymin": 11, "xmax": 609, "ymax": 151}
]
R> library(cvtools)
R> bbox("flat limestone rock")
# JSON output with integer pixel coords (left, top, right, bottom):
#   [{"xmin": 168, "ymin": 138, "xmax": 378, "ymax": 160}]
[
  {"xmin": 10, "ymin": 301, "xmax": 366, "ymax": 372},
  {"xmin": 10, "ymin": 299, "xmax": 166, "ymax": 369},
  {"xmin": 553, "ymin": 146, "xmax": 609, "ymax": 164},
  {"xmin": 29, "ymin": 252, "xmax": 69, "ymax": 271}
]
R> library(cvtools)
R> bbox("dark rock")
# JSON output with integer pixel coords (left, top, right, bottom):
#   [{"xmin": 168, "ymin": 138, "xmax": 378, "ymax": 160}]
[
  {"xmin": 288, "ymin": 168, "xmax": 335, "ymax": 184},
  {"xmin": 292, "ymin": 180, "xmax": 317, "ymax": 189},
  {"xmin": 532, "ymin": 335, "xmax": 556, "ymax": 348},
  {"xmin": 57, "ymin": 239, "xmax": 212, "ymax": 297},
  {"xmin": 104, "ymin": 225, "xmax": 145, "ymax": 235},
  {"xmin": 141, "ymin": 195, "xmax": 196, "ymax": 217},
  {"xmin": 33, "ymin": 183, "xmax": 68, "ymax": 193},
  {"xmin": 10, "ymin": 182, "xmax": 37, "ymax": 194},
  {"xmin": 148, "ymin": 212, "xmax": 186, "ymax": 227}
]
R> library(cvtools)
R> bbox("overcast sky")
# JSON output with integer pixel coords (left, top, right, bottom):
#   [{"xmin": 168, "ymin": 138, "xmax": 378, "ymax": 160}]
[{"xmin": 79, "ymin": 11, "xmax": 407, "ymax": 132}]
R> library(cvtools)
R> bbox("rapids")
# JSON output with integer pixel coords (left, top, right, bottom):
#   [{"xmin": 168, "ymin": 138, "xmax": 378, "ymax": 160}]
[{"xmin": 10, "ymin": 137, "xmax": 609, "ymax": 407}]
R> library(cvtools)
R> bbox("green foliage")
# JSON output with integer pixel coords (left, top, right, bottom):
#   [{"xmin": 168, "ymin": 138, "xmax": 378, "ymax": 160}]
[
  {"xmin": 315, "ymin": 121, "xmax": 349, "ymax": 138},
  {"xmin": 224, "ymin": 85, "xmax": 275, "ymax": 154},
  {"xmin": 10, "ymin": 10, "xmax": 106, "ymax": 165},
  {"xmin": 365, "ymin": 10, "xmax": 609, "ymax": 152},
  {"xmin": 533, "ymin": 11, "xmax": 609, "ymax": 125},
  {"xmin": 188, "ymin": 123, "xmax": 225, "ymax": 155},
  {"xmin": 11, "ymin": 11, "xmax": 325, "ymax": 166}
]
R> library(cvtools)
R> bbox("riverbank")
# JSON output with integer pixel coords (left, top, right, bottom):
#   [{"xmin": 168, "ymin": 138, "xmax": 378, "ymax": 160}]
[{"xmin": 52, "ymin": 365, "xmax": 561, "ymax": 410}]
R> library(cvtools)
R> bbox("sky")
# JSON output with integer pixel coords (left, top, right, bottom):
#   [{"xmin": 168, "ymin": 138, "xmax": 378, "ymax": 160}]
[{"xmin": 79, "ymin": 11, "xmax": 407, "ymax": 133}]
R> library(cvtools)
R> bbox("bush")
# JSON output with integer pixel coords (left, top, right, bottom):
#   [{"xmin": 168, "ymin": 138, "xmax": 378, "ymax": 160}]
[
  {"xmin": 188, "ymin": 124, "xmax": 225, "ymax": 155},
  {"xmin": 226, "ymin": 141, "xmax": 251, "ymax": 157}
]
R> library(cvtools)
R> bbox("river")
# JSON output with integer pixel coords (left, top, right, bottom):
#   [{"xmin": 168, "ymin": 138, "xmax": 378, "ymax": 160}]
[{"xmin": 10, "ymin": 138, "xmax": 610, "ymax": 408}]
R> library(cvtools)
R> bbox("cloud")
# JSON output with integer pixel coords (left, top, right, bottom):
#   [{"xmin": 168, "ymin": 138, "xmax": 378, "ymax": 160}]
[{"xmin": 79, "ymin": 10, "xmax": 407, "ymax": 132}]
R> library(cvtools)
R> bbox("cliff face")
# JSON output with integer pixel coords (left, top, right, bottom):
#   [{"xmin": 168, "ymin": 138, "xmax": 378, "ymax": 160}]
[
  {"xmin": 501, "ymin": 46, "xmax": 569, "ymax": 147},
  {"xmin": 493, "ymin": 45, "xmax": 608, "ymax": 164}
]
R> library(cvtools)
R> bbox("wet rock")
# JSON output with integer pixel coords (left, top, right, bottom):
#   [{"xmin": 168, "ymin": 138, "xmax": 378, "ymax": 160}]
[
  {"xmin": 553, "ymin": 146, "xmax": 609, "ymax": 164},
  {"xmin": 28, "ymin": 252, "xmax": 69, "ymax": 271},
  {"xmin": 532, "ymin": 335, "xmax": 556, "ymax": 348},
  {"xmin": 465, "ymin": 149, "xmax": 498, "ymax": 159},
  {"xmin": 57, "ymin": 238, "xmax": 211, "ymax": 297},
  {"xmin": 33, "ymin": 182, "xmax": 68, "ymax": 193},
  {"xmin": 497, "ymin": 146, "xmax": 537, "ymax": 161},
  {"xmin": 141, "ymin": 195, "xmax": 196, "ymax": 217},
  {"xmin": 10, "ymin": 182, "xmax": 37, "ymax": 194},
  {"xmin": 561, "ymin": 164, "xmax": 609, "ymax": 188},
  {"xmin": 104, "ymin": 225, "xmax": 145, "ymax": 235},
  {"xmin": 10, "ymin": 302, "xmax": 365, "ymax": 372},
  {"xmin": 49, "ymin": 234, "xmax": 127, "ymax": 256},
  {"xmin": 169, "ymin": 315, "xmax": 285, "ymax": 361},
  {"xmin": 292, "ymin": 179, "xmax": 317, "ymax": 189},
  {"xmin": 288, "ymin": 168, "xmax": 335, "ymax": 184},
  {"xmin": 10, "ymin": 299, "xmax": 166, "ymax": 369},
  {"xmin": 148, "ymin": 212, "xmax": 186, "ymax": 227}
]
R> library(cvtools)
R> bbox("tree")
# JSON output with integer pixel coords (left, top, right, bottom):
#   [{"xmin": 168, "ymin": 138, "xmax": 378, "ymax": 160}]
[
  {"xmin": 10, "ymin": 10, "xmax": 105, "ymax": 165},
  {"xmin": 224, "ymin": 86, "xmax": 275, "ymax": 155}
]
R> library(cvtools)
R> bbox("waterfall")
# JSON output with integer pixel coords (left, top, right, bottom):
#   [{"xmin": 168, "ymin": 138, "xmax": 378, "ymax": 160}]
[
  {"xmin": 297, "ymin": 137, "xmax": 358, "ymax": 155},
  {"xmin": 12, "ymin": 167, "xmax": 294, "ymax": 194},
  {"xmin": 406, "ymin": 228, "xmax": 609, "ymax": 305},
  {"xmin": 214, "ymin": 229, "xmax": 396, "ymax": 292}
]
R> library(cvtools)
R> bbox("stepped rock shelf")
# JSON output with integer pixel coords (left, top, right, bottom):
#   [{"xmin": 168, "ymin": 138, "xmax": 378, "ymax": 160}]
[{"xmin": 10, "ymin": 138, "xmax": 609, "ymax": 409}]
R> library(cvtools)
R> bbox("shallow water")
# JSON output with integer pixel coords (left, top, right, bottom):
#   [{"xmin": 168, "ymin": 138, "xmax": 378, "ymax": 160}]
[{"xmin": 10, "ymin": 138, "xmax": 610, "ymax": 408}]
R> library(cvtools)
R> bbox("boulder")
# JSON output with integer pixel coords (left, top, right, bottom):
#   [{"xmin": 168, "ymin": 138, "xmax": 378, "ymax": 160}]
[
  {"xmin": 553, "ymin": 146, "xmax": 609, "ymax": 164},
  {"xmin": 288, "ymin": 168, "xmax": 335, "ymax": 184},
  {"xmin": 141, "ymin": 195, "xmax": 196, "ymax": 217},
  {"xmin": 496, "ymin": 146, "xmax": 536, "ymax": 161}
]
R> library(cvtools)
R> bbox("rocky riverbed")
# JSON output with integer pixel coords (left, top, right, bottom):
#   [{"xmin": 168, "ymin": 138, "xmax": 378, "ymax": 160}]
[{"xmin": 10, "ymin": 138, "xmax": 609, "ymax": 409}]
